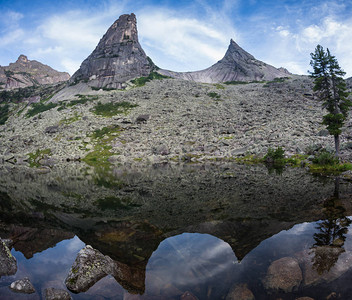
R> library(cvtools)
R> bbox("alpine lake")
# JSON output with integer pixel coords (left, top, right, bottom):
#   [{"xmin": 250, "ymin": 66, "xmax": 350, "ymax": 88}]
[{"xmin": 1, "ymin": 161, "xmax": 352, "ymax": 300}]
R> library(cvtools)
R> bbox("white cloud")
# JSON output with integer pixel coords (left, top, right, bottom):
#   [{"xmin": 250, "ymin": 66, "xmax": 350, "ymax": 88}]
[{"xmin": 138, "ymin": 8, "xmax": 237, "ymax": 71}]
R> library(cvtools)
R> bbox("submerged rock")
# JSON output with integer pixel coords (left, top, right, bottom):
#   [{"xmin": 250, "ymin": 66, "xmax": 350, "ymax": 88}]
[
  {"xmin": 295, "ymin": 248, "xmax": 352, "ymax": 286},
  {"xmin": 263, "ymin": 257, "xmax": 302, "ymax": 293},
  {"xmin": 180, "ymin": 291, "xmax": 199, "ymax": 300},
  {"xmin": 226, "ymin": 283, "xmax": 255, "ymax": 300},
  {"xmin": 44, "ymin": 287, "xmax": 72, "ymax": 300},
  {"xmin": 0, "ymin": 239, "xmax": 17, "ymax": 277},
  {"xmin": 10, "ymin": 277, "xmax": 35, "ymax": 294}
]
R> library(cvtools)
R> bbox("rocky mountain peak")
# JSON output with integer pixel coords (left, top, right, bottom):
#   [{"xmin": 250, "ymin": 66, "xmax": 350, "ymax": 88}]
[
  {"xmin": 222, "ymin": 39, "xmax": 256, "ymax": 63},
  {"xmin": 16, "ymin": 55, "xmax": 29, "ymax": 64},
  {"xmin": 0, "ymin": 55, "xmax": 70, "ymax": 90},
  {"xmin": 70, "ymin": 13, "xmax": 153, "ymax": 89},
  {"xmin": 159, "ymin": 39, "xmax": 290, "ymax": 83}
]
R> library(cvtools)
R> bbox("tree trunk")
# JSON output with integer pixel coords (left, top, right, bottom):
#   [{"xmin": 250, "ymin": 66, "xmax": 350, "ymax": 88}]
[{"xmin": 334, "ymin": 134, "xmax": 340, "ymax": 157}]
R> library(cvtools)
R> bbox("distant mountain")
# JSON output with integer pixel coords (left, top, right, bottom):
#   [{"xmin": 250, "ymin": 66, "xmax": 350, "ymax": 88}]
[
  {"xmin": 70, "ymin": 13, "xmax": 154, "ymax": 89},
  {"xmin": 70, "ymin": 14, "xmax": 290, "ymax": 89},
  {"xmin": 0, "ymin": 55, "xmax": 70, "ymax": 90},
  {"xmin": 158, "ymin": 39, "xmax": 290, "ymax": 83}
]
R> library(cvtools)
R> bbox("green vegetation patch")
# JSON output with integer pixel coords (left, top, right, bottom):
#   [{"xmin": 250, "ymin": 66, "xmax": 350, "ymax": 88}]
[
  {"xmin": 95, "ymin": 196, "xmax": 140, "ymax": 210},
  {"xmin": 131, "ymin": 72, "xmax": 170, "ymax": 87},
  {"xmin": 0, "ymin": 104, "xmax": 10, "ymax": 125},
  {"xmin": 26, "ymin": 102, "xmax": 58, "ymax": 118},
  {"xmin": 92, "ymin": 101, "xmax": 138, "ymax": 117},
  {"xmin": 207, "ymin": 92, "xmax": 221, "ymax": 99},
  {"xmin": 27, "ymin": 148, "xmax": 52, "ymax": 168}
]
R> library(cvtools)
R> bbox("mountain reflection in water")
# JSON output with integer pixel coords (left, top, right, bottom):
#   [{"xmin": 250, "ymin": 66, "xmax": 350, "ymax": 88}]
[{"xmin": 1, "ymin": 163, "xmax": 352, "ymax": 299}]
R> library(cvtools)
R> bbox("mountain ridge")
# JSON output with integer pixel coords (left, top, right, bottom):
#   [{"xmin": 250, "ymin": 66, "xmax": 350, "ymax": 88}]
[
  {"xmin": 158, "ymin": 39, "xmax": 290, "ymax": 83},
  {"xmin": 70, "ymin": 13, "xmax": 291, "ymax": 88},
  {"xmin": 0, "ymin": 55, "xmax": 70, "ymax": 90}
]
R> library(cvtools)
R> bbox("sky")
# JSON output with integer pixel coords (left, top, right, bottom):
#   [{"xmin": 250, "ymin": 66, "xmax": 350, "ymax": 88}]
[{"xmin": 1, "ymin": 0, "xmax": 352, "ymax": 77}]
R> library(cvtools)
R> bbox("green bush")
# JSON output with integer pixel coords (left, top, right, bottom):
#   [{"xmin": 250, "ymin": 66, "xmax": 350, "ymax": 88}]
[
  {"xmin": 0, "ymin": 104, "xmax": 10, "ymax": 125},
  {"xmin": 264, "ymin": 147, "xmax": 285, "ymax": 162},
  {"xmin": 92, "ymin": 101, "xmax": 138, "ymax": 117},
  {"xmin": 207, "ymin": 92, "xmax": 221, "ymax": 99},
  {"xmin": 312, "ymin": 150, "xmax": 339, "ymax": 165},
  {"xmin": 131, "ymin": 72, "xmax": 170, "ymax": 87},
  {"xmin": 26, "ymin": 102, "xmax": 58, "ymax": 118}
]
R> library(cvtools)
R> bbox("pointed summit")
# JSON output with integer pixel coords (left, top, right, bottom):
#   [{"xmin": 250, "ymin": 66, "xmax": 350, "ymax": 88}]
[
  {"xmin": 158, "ymin": 39, "xmax": 290, "ymax": 83},
  {"xmin": 16, "ymin": 55, "xmax": 29, "ymax": 64},
  {"xmin": 71, "ymin": 13, "xmax": 153, "ymax": 89}
]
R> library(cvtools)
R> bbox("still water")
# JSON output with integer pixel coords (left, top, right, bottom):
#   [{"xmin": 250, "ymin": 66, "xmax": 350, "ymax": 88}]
[{"xmin": 0, "ymin": 162, "xmax": 352, "ymax": 299}]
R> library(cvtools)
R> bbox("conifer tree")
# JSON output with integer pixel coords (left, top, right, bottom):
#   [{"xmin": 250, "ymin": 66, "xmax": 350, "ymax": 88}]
[{"xmin": 310, "ymin": 45, "xmax": 351, "ymax": 157}]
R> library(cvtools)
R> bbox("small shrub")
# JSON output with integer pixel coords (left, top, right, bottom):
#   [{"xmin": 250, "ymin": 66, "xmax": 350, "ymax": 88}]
[
  {"xmin": 207, "ymin": 92, "xmax": 221, "ymax": 99},
  {"xmin": 26, "ymin": 102, "xmax": 58, "ymax": 118},
  {"xmin": 264, "ymin": 147, "xmax": 285, "ymax": 162},
  {"xmin": 131, "ymin": 72, "xmax": 170, "ymax": 87},
  {"xmin": 312, "ymin": 150, "xmax": 339, "ymax": 166},
  {"xmin": 0, "ymin": 104, "xmax": 10, "ymax": 125}
]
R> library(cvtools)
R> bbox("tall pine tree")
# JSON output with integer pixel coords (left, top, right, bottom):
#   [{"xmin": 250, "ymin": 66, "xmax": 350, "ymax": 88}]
[{"xmin": 310, "ymin": 45, "xmax": 351, "ymax": 157}]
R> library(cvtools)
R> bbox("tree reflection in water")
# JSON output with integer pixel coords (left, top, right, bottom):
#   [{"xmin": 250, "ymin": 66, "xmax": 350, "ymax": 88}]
[{"xmin": 311, "ymin": 177, "xmax": 351, "ymax": 274}]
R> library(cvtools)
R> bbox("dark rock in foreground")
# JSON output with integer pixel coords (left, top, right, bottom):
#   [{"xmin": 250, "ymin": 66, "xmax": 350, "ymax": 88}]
[
  {"xmin": 65, "ymin": 245, "xmax": 114, "ymax": 293},
  {"xmin": 0, "ymin": 239, "xmax": 17, "ymax": 277}
]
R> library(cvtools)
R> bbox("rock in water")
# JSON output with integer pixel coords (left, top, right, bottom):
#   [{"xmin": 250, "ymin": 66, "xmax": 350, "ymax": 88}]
[
  {"xmin": 263, "ymin": 257, "xmax": 302, "ymax": 293},
  {"xmin": 159, "ymin": 39, "xmax": 289, "ymax": 83},
  {"xmin": 0, "ymin": 239, "xmax": 17, "ymax": 277},
  {"xmin": 70, "ymin": 13, "xmax": 153, "ymax": 89},
  {"xmin": 65, "ymin": 245, "xmax": 114, "ymax": 293},
  {"xmin": 226, "ymin": 283, "xmax": 255, "ymax": 300},
  {"xmin": 10, "ymin": 277, "xmax": 35, "ymax": 294},
  {"xmin": 44, "ymin": 287, "xmax": 72, "ymax": 300}
]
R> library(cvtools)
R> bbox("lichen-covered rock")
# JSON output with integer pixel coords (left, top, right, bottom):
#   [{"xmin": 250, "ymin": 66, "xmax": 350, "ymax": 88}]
[
  {"xmin": 10, "ymin": 277, "xmax": 35, "ymax": 294},
  {"xmin": 226, "ymin": 283, "xmax": 255, "ymax": 300},
  {"xmin": 44, "ymin": 287, "xmax": 72, "ymax": 300},
  {"xmin": 263, "ymin": 257, "xmax": 302, "ymax": 292},
  {"xmin": 70, "ymin": 13, "xmax": 153, "ymax": 89},
  {"xmin": 0, "ymin": 239, "xmax": 17, "ymax": 277},
  {"xmin": 65, "ymin": 245, "xmax": 114, "ymax": 293}
]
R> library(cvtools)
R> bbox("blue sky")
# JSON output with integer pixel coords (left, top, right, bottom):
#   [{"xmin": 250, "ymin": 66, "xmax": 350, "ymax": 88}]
[{"xmin": 1, "ymin": 0, "xmax": 352, "ymax": 77}]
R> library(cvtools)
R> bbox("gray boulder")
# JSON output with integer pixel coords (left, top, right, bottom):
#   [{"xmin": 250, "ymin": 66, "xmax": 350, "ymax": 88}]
[
  {"xmin": 65, "ymin": 245, "xmax": 114, "ymax": 293},
  {"xmin": 10, "ymin": 277, "xmax": 35, "ymax": 294},
  {"xmin": 44, "ymin": 287, "xmax": 72, "ymax": 300}
]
